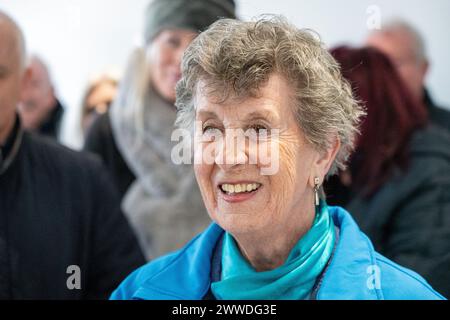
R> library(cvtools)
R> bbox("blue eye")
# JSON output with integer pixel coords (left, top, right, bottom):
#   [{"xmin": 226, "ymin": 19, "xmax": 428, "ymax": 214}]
[
  {"xmin": 248, "ymin": 124, "xmax": 270, "ymax": 135},
  {"xmin": 202, "ymin": 126, "xmax": 213, "ymax": 133},
  {"xmin": 202, "ymin": 125, "xmax": 220, "ymax": 134},
  {"xmin": 252, "ymin": 125, "xmax": 267, "ymax": 132}
]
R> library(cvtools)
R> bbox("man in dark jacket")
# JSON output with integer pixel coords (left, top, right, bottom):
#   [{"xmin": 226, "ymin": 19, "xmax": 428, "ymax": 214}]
[
  {"xmin": 366, "ymin": 19, "xmax": 450, "ymax": 132},
  {"xmin": 0, "ymin": 11, "xmax": 145, "ymax": 299}
]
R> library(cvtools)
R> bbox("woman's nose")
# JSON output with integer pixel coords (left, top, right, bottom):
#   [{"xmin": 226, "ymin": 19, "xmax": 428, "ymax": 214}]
[{"xmin": 215, "ymin": 132, "xmax": 249, "ymax": 171}]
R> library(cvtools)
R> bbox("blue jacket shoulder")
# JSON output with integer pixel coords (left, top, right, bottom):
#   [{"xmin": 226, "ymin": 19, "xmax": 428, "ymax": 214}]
[
  {"xmin": 110, "ymin": 251, "xmax": 180, "ymax": 300},
  {"xmin": 374, "ymin": 253, "xmax": 445, "ymax": 300}
]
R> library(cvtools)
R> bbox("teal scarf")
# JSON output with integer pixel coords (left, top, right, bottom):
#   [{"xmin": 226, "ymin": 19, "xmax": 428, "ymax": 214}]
[{"xmin": 211, "ymin": 200, "xmax": 335, "ymax": 300}]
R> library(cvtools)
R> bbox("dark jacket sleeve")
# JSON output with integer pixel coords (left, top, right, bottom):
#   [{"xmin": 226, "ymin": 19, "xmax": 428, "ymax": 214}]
[
  {"xmin": 84, "ymin": 161, "xmax": 145, "ymax": 299},
  {"xmin": 83, "ymin": 113, "xmax": 110, "ymax": 163},
  {"xmin": 382, "ymin": 166, "xmax": 450, "ymax": 298},
  {"xmin": 83, "ymin": 113, "xmax": 136, "ymax": 198}
]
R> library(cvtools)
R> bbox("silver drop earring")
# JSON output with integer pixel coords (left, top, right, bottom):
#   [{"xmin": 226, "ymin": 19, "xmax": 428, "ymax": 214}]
[{"xmin": 314, "ymin": 177, "xmax": 320, "ymax": 206}]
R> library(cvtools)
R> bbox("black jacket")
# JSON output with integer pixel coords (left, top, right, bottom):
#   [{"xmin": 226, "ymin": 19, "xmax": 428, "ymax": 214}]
[
  {"xmin": 83, "ymin": 113, "xmax": 135, "ymax": 199},
  {"xmin": 0, "ymin": 117, "xmax": 145, "ymax": 299},
  {"xmin": 327, "ymin": 125, "xmax": 450, "ymax": 298},
  {"xmin": 424, "ymin": 89, "xmax": 450, "ymax": 132}
]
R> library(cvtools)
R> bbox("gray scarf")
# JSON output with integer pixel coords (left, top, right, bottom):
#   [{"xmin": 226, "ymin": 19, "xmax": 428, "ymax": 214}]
[{"xmin": 110, "ymin": 84, "xmax": 210, "ymax": 260}]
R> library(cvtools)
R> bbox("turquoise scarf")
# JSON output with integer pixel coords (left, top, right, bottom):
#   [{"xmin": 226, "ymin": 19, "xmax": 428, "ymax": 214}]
[{"xmin": 211, "ymin": 200, "xmax": 335, "ymax": 300}]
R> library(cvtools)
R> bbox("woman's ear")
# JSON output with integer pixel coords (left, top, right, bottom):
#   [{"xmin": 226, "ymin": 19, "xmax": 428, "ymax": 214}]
[{"xmin": 310, "ymin": 135, "xmax": 340, "ymax": 187}]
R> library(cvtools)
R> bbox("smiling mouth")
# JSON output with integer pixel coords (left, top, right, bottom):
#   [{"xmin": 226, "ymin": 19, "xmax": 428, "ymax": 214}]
[{"xmin": 219, "ymin": 183, "xmax": 262, "ymax": 195}]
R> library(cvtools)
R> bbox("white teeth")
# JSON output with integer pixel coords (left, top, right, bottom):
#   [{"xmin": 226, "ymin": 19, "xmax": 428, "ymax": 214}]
[{"xmin": 220, "ymin": 183, "xmax": 261, "ymax": 194}]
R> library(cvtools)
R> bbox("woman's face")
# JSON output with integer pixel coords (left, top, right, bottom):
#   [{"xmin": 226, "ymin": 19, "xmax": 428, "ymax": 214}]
[
  {"xmin": 147, "ymin": 29, "xmax": 197, "ymax": 103},
  {"xmin": 194, "ymin": 74, "xmax": 328, "ymax": 238}
]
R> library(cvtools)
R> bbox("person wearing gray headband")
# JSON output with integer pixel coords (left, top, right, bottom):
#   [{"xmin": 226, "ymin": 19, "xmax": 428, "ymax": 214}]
[{"xmin": 84, "ymin": 0, "xmax": 236, "ymax": 260}]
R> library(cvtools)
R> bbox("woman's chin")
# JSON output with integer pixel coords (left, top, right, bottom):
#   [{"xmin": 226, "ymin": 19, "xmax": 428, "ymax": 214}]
[{"xmin": 213, "ymin": 208, "xmax": 265, "ymax": 235}]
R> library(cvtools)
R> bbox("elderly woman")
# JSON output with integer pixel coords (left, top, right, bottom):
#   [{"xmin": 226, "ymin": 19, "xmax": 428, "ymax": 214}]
[{"xmin": 111, "ymin": 17, "xmax": 444, "ymax": 300}]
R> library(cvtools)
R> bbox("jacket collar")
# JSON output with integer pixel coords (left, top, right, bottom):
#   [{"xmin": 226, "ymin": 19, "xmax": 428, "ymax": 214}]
[
  {"xmin": 132, "ymin": 207, "xmax": 382, "ymax": 300},
  {"xmin": 316, "ymin": 207, "xmax": 383, "ymax": 299}
]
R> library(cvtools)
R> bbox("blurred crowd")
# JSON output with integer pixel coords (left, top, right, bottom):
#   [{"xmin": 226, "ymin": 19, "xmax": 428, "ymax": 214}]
[{"xmin": 0, "ymin": 0, "xmax": 449, "ymax": 300}]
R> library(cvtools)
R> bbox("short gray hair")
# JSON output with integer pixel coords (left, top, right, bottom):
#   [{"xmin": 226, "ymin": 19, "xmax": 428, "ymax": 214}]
[{"xmin": 175, "ymin": 15, "xmax": 365, "ymax": 176}]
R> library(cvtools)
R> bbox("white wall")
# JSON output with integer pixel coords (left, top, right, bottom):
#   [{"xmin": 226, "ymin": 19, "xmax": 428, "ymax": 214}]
[{"xmin": 1, "ymin": 0, "xmax": 449, "ymax": 148}]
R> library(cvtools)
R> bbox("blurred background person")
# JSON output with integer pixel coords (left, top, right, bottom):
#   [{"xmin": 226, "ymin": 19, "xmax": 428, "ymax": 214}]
[
  {"xmin": 366, "ymin": 20, "xmax": 450, "ymax": 132},
  {"xmin": 325, "ymin": 46, "xmax": 450, "ymax": 298},
  {"xmin": 81, "ymin": 70, "xmax": 119, "ymax": 137},
  {"xmin": 84, "ymin": 0, "xmax": 236, "ymax": 259},
  {"xmin": 0, "ymin": 11, "xmax": 145, "ymax": 299},
  {"xmin": 18, "ymin": 55, "xmax": 64, "ymax": 139}
]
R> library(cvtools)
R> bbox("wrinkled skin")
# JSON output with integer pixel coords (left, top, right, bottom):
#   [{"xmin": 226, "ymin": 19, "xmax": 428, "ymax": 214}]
[{"xmin": 194, "ymin": 73, "xmax": 340, "ymax": 271}]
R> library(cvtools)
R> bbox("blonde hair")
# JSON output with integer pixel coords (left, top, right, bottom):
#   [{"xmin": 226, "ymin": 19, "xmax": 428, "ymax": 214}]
[
  {"xmin": 81, "ymin": 69, "xmax": 120, "ymax": 118},
  {"xmin": 175, "ymin": 15, "xmax": 365, "ymax": 176}
]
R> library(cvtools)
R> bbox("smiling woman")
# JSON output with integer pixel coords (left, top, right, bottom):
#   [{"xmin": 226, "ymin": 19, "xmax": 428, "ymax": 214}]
[
  {"xmin": 193, "ymin": 74, "xmax": 323, "ymax": 263},
  {"xmin": 110, "ymin": 16, "xmax": 445, "ymax": 300}
]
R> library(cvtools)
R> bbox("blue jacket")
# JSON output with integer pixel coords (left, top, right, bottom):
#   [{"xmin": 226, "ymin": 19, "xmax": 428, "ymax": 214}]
[{"xmin": 110, "ymin": 206, "xmax": 445, "ymax": 300}]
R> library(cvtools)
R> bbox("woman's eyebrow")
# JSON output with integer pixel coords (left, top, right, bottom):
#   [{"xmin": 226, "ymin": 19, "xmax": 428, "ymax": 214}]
[
  {"xmin": 197, "ymin": 110, "xmax": 219, "ymax": 120},
  {"xmin": 244, "ymin": 110, "xmax": 278, "ymax": 123},
  {"xmin": 196, "ymin": 109, "xmax": 278, "ymax": 123}
]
